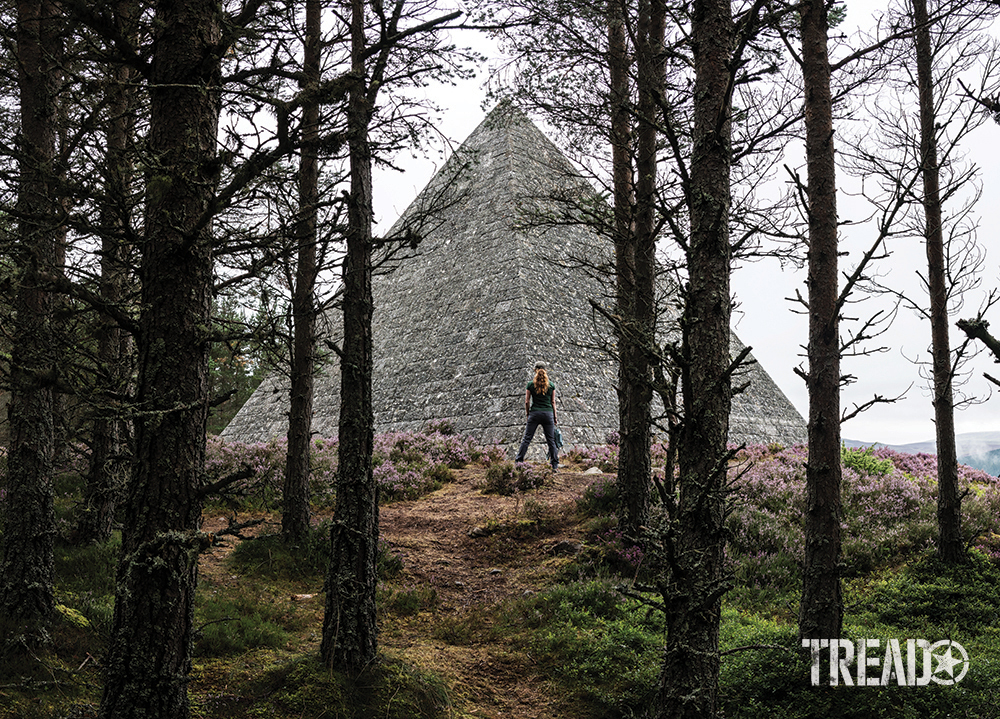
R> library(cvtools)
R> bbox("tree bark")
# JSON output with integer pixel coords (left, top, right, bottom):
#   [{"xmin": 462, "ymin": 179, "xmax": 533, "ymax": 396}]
[
  {"xmin": 321, "ymin": 0, "xmax": 379, "ymax": 672},
  {"xmin": 0, "ymin": 0, "xmax": 62, "ymax": 642},
  {"xmin": 77, "ymin": 1, "xmax": 137, "ymax": 545},
  {"xmin": 911, "ymin": 0, "xmax": 963, "ymax": 565},
  {"xmin": 282, "ymin": 0, "xmax": 321, "ymax": 544},
  {"xmin": 798, "ymin": 0, "xmax": 843, "ymax": 640},
  {"xmin": 656, "ymin": 0, "xmax": 730, "ymax": 713},
  {"xmin": 608, "ymin": 0, "xmax": 654, "ymax": 541},
  {"xmin": 98, "ymin": 1, "xmax": 222, "ymax": 716}
]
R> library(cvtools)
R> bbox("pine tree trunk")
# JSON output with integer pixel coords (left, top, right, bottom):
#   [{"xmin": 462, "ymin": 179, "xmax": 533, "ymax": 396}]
[
  {"xmin": 98, "ymin": 1, "xmax": 221, "ymax": 716},
  {"xmin": 321, "ymin": 0, "xmax": 378, "ymax": 672},
  {"xmin": 608, "ymin": 0, "xmax": 655, "ymax": 542},
  {"xmin": 798, "ymin": 0, "xmax": 843, "ymax": 641},
  {"xmin": 911, "ymin": 0, "xmax": 963, "ymax": 565},
  {"xmin": 77, "ymin": 5, "xmax": 136, "ymax": 545},
  {"xmin": 0, "ymin": 0, "xmax": 62, "ymax": 642},
  {"xmin": 656, "ymin": 0, "xmax": 731, "ymax": 713},
  {"xmin": 283, "ymin": 0, "xmax": 321, "ymax": 544}
]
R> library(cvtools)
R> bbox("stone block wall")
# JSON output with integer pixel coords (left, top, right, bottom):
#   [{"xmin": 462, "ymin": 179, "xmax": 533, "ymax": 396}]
[{"xmin": 223, "ymin": 104, "xmax": 806, "ymax": 458}]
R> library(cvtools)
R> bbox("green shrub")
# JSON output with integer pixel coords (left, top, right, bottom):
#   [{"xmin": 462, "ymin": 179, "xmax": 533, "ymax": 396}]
[
  {"xmin": 854, "ymin": 549, "xmax": 1000, "ymax": 633},
  {"xmin": 842, "ymin": 445, "xmax": 895, "ymax": 477},
  {"xmin": 496, "ymin": 581, "xmax": 662, "ymax": 716},
  {"xmin": 228, "ymin": 523, "xmax": 331, "ymax": 582},
  {"xmin": 194, "ymin": 591, "xmax": 294, "ymax": 656},
  {"xmin": 483, "ymin": 462, "xmax": 517, "ymax": 495},
  {"xmin": 577, "ymin": 476, "xmax": 618, "ymax": 517},
  {"xmin": 718, "ymin": 609, "xmax": 807, "ymax": 716},
  {"xmin": 249, "ymin": 655, "xmax": 451, "ymax": 719},
  {"xmin": 718, "ymin": 606, "xmax": 987, "ymax": 719},
  {"xmin": 483, "ymin": 461, "xmax": 548, "ymax": 495},
  {"xmin": 424, "ymin": 462, "xmax": 455, "ymax": 485}
]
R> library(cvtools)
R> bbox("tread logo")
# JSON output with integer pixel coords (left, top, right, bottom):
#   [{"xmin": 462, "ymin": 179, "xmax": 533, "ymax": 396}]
[{"xmin": 803, "ymin": 639, "xmax": 969, "ymax": 686}]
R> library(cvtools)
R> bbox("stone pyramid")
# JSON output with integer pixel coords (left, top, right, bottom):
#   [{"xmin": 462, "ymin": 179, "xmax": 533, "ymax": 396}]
[{"xmin": 222, "ymin": 104, "xmax": 807, "ymax": 452}]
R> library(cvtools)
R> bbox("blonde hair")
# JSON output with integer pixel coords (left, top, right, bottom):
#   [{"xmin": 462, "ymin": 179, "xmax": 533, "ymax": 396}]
[{"xmin": 532, "ymin": 367, "xmax": 549, "ymax": 395}]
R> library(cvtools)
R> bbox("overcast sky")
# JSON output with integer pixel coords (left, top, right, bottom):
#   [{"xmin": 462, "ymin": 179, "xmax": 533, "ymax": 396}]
[{"xmin": 372, "ymin": 0, "xmax": 1000, "ymax": 448}]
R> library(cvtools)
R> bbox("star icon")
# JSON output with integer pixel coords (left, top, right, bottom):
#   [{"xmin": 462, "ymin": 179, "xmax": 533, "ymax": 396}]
[{"xmin": 929, "ymin": 640, "xmax": 970, "ymax": 685}]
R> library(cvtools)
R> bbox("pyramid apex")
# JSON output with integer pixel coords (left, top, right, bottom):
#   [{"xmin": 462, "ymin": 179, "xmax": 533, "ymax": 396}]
[
  {"xmin": 481, "ymin": 99, "xmax": 531, "ymax": 125},
  {"xmin": 459, "ymin": 100, "xmax": 547, "ymax": 149}
]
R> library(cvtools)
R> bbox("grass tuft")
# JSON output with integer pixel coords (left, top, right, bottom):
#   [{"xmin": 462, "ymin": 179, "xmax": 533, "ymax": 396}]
[
  {"xmin": 194, "ymin": 590, "xmax": 297, "ymax": 657},
  {"xmin": 245, "ymin": 654, "xmax": 452, "ymax": 719},
  {"xmin": 228, "ymin": 523, "xmax": 331, "ymax": 582}
]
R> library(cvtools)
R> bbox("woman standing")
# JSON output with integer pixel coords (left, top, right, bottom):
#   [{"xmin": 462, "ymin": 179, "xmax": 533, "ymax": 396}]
[{"xmin": 515, "ymin": 362, "xmax": 559, "ymax": 470}]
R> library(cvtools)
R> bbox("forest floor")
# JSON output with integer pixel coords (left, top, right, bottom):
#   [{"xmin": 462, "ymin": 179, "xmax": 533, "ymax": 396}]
[
  {"xmin": 8, "ymin": 445, "xmax": 1000, "ymax": 718},
  {"xmin": 197, "ymin": 464, "xmax": 604, "ymax": 719}
]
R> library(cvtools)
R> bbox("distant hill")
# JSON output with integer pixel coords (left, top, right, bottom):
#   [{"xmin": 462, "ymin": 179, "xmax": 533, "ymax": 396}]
[
  {"xmin": 964, "ymin": 448, "xmax": 1000, "ymax": 476},
  {"xmin": 843, "ymin": 431, "xmax": 1000, "ymax": 476}
]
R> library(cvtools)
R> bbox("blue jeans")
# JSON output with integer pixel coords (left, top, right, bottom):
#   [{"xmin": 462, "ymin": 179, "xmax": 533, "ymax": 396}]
[{"xmin": 515, "ymin": 410, "xmax": 558, "ymax": 468}]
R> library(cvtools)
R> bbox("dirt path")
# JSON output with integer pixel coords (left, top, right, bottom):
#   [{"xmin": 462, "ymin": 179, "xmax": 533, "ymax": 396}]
[
  {"xmin": 378, "ymin": 466, "xmax": 599, "ymax": 718},
  {"xmin": 379, "ymin": 468, "xmax": 593, "ymax": 606},
  {"xmin": 199, "ymin": 465, "xmax": 604, "ymax": 718}
]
